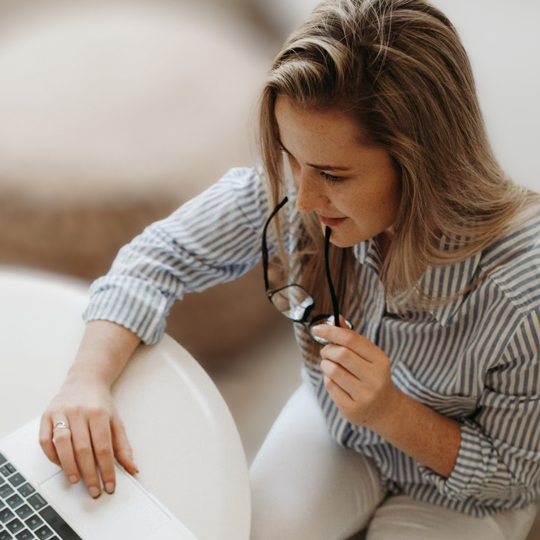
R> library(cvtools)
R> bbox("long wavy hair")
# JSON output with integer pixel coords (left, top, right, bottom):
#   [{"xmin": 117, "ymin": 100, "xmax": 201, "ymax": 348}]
[{"xmin": 257, "ymin": 0, "xmax": 539, "ymax": 361}]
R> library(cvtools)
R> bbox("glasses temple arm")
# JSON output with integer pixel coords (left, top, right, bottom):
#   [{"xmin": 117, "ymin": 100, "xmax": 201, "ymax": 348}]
[
  {"xmin": 324, "ymin": 226, "xmax": 341, "ymax": 327},
  {"xmin": 262, "ymin": 196, "xmax": 288, "ymax": 292}
]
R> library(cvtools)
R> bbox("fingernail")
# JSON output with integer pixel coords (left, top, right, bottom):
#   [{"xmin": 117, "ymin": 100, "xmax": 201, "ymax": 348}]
[
  {"xmin": 89, "ymin": 486, "xmax": 100, "ymax": 498},
  {"xmin": 69, "ymin": 475, "xmax": 78, "ymax": 484},
  {"xmin": 311, "ymin": 325, "xmax": 324, "ymax": 335},
  {"xmin": 105, "ymin": 482, "xmax": 115, "ymax": 494}
]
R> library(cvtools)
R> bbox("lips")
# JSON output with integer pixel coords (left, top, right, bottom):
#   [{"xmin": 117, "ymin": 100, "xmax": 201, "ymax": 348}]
[{"xmin": 318, "ymin": 215, "xmax": 347, "ymax": 227}]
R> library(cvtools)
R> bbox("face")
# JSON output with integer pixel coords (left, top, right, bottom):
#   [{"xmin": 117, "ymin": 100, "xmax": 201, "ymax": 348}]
[{"xmin": 274, "ymin": 96, "xmax": 401, "ymax": 249}]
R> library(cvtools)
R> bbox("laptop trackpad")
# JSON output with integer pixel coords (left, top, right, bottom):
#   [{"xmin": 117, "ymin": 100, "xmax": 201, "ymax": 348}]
[{"xmin": 39, "ymin": 464, "xmax": 170, "ymax": 540}]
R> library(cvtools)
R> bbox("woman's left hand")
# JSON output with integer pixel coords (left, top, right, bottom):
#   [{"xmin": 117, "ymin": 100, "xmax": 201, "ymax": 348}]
[{"xmin": 312, "ymin": 316, "xmax": 402, "ymax": 432}]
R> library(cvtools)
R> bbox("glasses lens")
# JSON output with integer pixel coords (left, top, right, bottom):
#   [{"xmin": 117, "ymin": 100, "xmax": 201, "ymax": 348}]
[{"xmin": 271, "ymin": 285, "xmax": 314, "ymax": 321}]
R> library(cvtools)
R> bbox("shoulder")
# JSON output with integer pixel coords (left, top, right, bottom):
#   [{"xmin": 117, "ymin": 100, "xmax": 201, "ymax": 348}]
[
  {"xmin": 187, "ymin": 165, "xmax": 269, "ymax": 215},
  {"xmin": 215, "ymin": 166, "xmax": 264, "ymax": 193},
  {"xmin": 479, "ymin": 210, "xmax": 540, "ymax": 314}
]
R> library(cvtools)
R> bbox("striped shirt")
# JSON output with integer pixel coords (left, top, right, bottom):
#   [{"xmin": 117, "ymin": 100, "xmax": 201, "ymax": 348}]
[{"xmin": 84, "ymin": 167, "xmax": 540, "ymax": 517}]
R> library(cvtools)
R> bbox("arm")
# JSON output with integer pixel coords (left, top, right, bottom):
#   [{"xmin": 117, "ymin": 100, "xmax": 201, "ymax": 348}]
[
  {"xmin": 314, "ymin": 309, "xmax": 540, "ymax": 501},
  {"xmin": 40, "ymin": 320, "xmax": 141, "ymax": 499},
  {"xmin": 367, "ymin": 390, "xmax": 461, "ymax": 479},
  {"xmin": 41, "ymin": 167, "xmax": 273, "ymax": 499},
  {"xmin": 82, "ymin": 167, "xmax": 272, "ymax": 345},
  {"xmin": 313, "ymin": 321, "xmax": 460, "ymax": 478},
  {"xmin": 65, "ymin": 320, "xmax": 141, "ymax": 387}
]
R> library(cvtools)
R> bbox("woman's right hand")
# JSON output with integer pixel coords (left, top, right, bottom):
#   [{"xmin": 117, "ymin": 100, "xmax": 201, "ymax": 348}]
[{"xmin": 39, "ymin": 375, "xmax": 139, "ymax": 499}]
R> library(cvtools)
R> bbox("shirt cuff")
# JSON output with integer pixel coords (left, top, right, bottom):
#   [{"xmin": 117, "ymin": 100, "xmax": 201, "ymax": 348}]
[
  {"xmin": 415, "ymin": 420, "xmax": 505, "ymax": 501},
  {"xmin": 82, "ymin": 276, "xmax": 179, "ymax": 345}
]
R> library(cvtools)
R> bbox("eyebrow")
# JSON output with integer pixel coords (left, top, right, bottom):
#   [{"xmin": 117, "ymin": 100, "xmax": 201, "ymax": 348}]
[{"xmin": 278, "ymin": 140, "xmax": 351, "ymax": 172}]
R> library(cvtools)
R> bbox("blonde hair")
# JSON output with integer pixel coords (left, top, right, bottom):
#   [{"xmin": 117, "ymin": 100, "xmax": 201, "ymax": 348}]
[{"xmin": 258, "ymin": 0, "xmax": 539, "ymax": 359}]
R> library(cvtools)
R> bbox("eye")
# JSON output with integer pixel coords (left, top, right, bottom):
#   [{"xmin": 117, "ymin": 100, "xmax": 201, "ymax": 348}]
[{"xmin": 320, "ymin": 171, "xmax": 345, "ymax": 183}]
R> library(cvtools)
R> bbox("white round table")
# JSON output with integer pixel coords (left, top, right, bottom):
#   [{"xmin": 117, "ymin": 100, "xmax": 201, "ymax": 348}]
[{"xmin": 0, "ymin": 265, "xmax": 251, "ymax": 540}]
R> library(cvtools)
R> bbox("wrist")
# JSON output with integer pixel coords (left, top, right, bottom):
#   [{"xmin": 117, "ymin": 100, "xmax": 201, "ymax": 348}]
[
  {"xmin": 366, "ymin": 388, "xmax": 461, "ymax": 478},
  {"xmin": 65, "ymin": 359, "xmax": 115, "ymax": 390},
  {"xmin": 364, "ymin": 384, "xmax": 406, "ymax": 437}
]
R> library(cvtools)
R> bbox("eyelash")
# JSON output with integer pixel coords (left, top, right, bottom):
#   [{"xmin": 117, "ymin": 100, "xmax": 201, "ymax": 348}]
[{"xmin": 320, "ymin": 171, "xmax": 345, "ymax": 183}]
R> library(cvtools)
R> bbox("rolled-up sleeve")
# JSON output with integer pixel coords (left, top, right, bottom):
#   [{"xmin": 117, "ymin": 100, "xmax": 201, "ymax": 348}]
[
  {"xmin": 82, "ymin": 167, "xmax": 271, "ymax": 344},
  {"xmin": 417, "ymin": 309, "xmax": 540, "ymax": 503}
]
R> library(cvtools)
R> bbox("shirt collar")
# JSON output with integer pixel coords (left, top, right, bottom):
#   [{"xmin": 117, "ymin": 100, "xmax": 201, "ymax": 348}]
[
  {"xmin": 354, "ymin": 234, "xmax": 483, "ymax": 327},
  {"xmin": 353, "ymin": 236, "xmax": 383, "ymax": 273}
]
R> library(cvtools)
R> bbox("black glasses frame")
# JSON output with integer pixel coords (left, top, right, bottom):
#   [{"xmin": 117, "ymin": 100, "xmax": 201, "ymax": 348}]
[{"xmin": 261, "ymin": 196, "xmax": 351, "ymax": 345}]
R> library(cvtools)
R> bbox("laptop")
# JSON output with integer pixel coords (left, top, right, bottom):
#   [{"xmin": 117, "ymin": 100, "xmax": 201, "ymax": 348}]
[{"xmin": 0, "ymin": 417, "xmax": 199, "ymax": 540}]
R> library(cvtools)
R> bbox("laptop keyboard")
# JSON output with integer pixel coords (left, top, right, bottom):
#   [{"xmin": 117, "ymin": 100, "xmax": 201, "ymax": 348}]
[{"xmin": 0, "ymin": 452, "xmax": 82, "ymax": 540}]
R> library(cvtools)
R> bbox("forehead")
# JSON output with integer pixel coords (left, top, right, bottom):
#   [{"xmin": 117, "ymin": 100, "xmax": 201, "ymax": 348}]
[
  {"xmin": 274, "ymin": 95, "xmax": 375, "ymax": 153},
  {"xmin": 274, "ymin": 95, "xmax": 371, "ymax": 148}
]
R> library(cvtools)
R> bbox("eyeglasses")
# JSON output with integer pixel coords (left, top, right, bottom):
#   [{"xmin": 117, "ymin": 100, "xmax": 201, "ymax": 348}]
[{"xmin": 262, "ymin": 196, "xmax": 352, "ymax": 345}]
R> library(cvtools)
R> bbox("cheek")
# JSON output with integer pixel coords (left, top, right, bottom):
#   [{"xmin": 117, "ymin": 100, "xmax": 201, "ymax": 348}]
[
  {"xmin": 378, "ymin": 174, "xmax": 401, "ymax": 215},
  {"xmin": 345, "ymin": 182, "xmax": 399, "ymax": 226}
]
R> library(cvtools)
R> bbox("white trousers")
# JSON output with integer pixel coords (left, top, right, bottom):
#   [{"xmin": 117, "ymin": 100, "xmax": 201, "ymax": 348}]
[{"xmin": 249, "ymin": 382, "xmax": 538, "ymax": 540}]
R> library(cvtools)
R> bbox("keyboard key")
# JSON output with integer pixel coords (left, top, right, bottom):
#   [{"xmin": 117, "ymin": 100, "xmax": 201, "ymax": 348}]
[
  {"xmin": 26, "ymin": 496, "xmax": 46, "ymax": 513},
  {"xmin": 0, "ymin": 465, "xmax": 15, "ymax": 478},
  {"xmin": 15, "ymin": 531, "xmax": 34, "ymax": 540},
  {"xmin": 0, "ymin": 454, "xmax": 7, "ymax": 467},
  {"xmin": 33, "ymin": 526, "xmax": 53, "ymax": 540},
  {"xmin": 0, "ymin": 508, "xmax": 14, "ymax": 524},
  {"xmin": 14, "ymin": 506, "xmax": 32, "ymax": 521},
  {"xmin": 17, "ymin": 486, "xmax": 34, "ymax": 499},
  {"xmin": 24, "ymin": 515, "xmax": 42, "ymax": 531},
  {"xmin": 39, "ymin": 507, "xmax": 81, "ymax": 540},
  {"xmin": 5, "ymin": 496, "xmax": 23, "ymax": 511},
  {"xmin": 0, "ymin": 530, "xmax": 12, "ymax": 540},
  {"xmin": 7, "ymin": 477, "xmax": 25, "ymax": 490},
  {"xmin": 6, "ymin": 520, "xmax": 24, "ymax": 535},
  {"xmin": 0, "ymin": 485, "xmax": 14, "ymax": 499}
]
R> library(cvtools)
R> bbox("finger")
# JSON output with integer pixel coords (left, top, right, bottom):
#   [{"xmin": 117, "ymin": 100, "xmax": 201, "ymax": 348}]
[
  {"xmin": 88, "ymin": 412, "xmax": 116, "ymax": 494},
  {"xmin": 321, "ymin": 344, "xmax": 366, "ymax": 379},
  {"xmin": 50, "ymin": 419, "xmax": 80, "ymax": 486},
  {"xmin": 69, "ymin": 416, "xmax": 102, "ymax": 498},
  {"xmin": 39, "ymin": 414, "xmax": 61, "ymax": 467},
  {"xmin": 321, "ymin": 357, "xmax": 359, "ymax": 397},
  {"xmin": 110, "ymin": 412, "xmax": 138, "ymax": 475},
  {"xmin": 313, "ymin": 324, "xmax": 377, "ymax": 361},
  {"xmin": 323, "ymin": 374, "xmax": 354, "ymax": 406}
]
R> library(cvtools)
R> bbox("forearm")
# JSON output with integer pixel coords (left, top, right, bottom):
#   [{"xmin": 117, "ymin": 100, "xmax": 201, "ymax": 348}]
[
  {"xmin": 370, "ymin": 389, "xmax": 461, "ymax": 479},
  {"xmin": 65, "ymin": 320, "xmax": 141, "ymax": 389}
]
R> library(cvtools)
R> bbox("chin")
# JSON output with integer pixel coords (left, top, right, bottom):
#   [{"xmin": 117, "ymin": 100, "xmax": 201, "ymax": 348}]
[
  {"xmin": 330, "ymin": 238, "xmax": 358, "ymax": 248},
  {"xmin": 321, "ymin": 224, "xmax": 359, "ymax": 248}
]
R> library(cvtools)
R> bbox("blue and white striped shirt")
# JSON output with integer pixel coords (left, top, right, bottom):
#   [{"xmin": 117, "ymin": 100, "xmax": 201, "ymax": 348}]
[{"xmin": 83, "ymin": 167, "xmax": 540, "ymax": 517}]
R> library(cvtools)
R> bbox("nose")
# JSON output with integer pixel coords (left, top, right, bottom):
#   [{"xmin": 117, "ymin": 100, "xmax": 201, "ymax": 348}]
[{"xmin": 295, "ymin": 169, "xmax": 327, "ymax": 214}]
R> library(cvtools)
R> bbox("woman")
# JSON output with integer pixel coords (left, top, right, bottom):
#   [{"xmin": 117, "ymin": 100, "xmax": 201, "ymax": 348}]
[{"xmin": 40, "ymin": 0, "xmax": 540, "ymax": 538}]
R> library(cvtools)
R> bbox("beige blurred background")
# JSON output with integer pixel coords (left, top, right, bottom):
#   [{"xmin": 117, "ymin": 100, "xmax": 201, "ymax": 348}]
[
  {"xmin": 0, "ymin": 0, "xmax": 538, "ymax": 366},
  {"xmin": 0, "ymin": 1, "xmax": 539, "ymax": 536}
]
